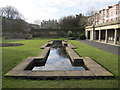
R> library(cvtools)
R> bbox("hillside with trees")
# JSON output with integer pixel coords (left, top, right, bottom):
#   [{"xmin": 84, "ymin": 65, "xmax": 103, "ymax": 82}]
[
  {"xmin": 59, "ymin": 14, "xmax": 87, "ymax": 39},
  {"xmin": 1, "ymin": 6, "xmax": 39, "ymax": 39},
  {"xmin": 59, "ymin": 14, "xmax": 87, "ymax": 30}
]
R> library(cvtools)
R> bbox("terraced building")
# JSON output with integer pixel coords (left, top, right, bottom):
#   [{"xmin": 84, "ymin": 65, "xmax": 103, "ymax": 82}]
[{"xmin": 85, "ymin": 2, "xmax": 120, "ymax": 45}]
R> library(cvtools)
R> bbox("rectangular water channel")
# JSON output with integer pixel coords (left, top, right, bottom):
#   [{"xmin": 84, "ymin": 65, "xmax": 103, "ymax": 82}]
[
  {"xmin": 32, "ymin": 41, "xmax": 86, "ymax": 71},
  {"xmin": 5, "ymin": 40, "xmax": 113, "ymax": 79}
]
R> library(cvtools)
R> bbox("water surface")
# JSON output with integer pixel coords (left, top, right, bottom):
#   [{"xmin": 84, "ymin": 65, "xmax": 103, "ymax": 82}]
[{"xmin": 32, "ymin": 47, "xmax": 85, "ymax": 71}]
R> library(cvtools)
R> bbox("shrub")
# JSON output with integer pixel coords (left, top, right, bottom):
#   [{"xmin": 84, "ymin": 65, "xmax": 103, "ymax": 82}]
[
  {"xmin": 5, "ymin": 33, "xmax": 33, "ymax": 39},
  {"xmin": 79, "ymin": 34, "xmax": 86, "ymax": 40},
  {"xmin": 67, "ymin": 31, "xmax": 74, "ymax": 37},
  {"xmin": 25, "ymin": 34, "xmax": 33, "ymax": 39}
]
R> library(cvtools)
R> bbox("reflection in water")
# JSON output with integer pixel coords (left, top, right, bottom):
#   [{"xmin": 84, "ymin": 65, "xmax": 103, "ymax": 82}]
[{"xmin": 32, "ymin": 47, "xmax": 85, "ymax": 71}]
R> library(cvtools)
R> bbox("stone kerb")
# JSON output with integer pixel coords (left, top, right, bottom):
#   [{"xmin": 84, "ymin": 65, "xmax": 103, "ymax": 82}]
[
  {"xmin": 62, "ymin": 41, "xmax": 67, "ymax": 46},
  {"xmin": 83, "ymin": 57, "xmax": 113, "ymax": 76},
  {"xmin": 40, "ymin": 41, "xmax": 53, "ymax": 49},
  {"xmin": 40, "ymin": 43, "xmax": 48, "ymax": 49},
  {"xmin": 48, "ymin": 41, "xmax": 53, "ymax": 45},
  {"xmin": 64, "ymin": 40, "xmax": 68, "ymax": 42},
  {"xmin": 66, "ymin": 47, "xmax": 84, "ymax": 65},
  {"xmin": 68, "ymin": 43, "xmax": 76, "ymax": 49},
  {"xmin": 38, "ymin": 47, "xmax": 50, "ymax": 58}
]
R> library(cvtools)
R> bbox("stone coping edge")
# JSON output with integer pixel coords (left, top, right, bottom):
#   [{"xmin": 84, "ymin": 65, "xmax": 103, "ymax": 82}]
[
  {"xmin": 5, "ymin": 57, "xmax": 114, "ymax": 79},
  {"xmin": 40, "ymin": 41, "xmax": 53, "ymax": 49},
  {"xmin": 66, "ymin": 47, "xmax": 84, "ymax": 66}
]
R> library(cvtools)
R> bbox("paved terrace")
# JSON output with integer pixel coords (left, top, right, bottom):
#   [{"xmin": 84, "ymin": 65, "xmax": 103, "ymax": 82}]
[{"xmin": 78, "ymin": 40, "xmax": 120, "ymax": 56}]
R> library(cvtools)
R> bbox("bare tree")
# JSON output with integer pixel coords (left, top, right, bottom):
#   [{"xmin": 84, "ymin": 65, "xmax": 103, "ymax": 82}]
[
  {"xmin": 86, "ymin": 9, "xmax": 98, "ymax": 40},
  {"xmin": 1, "ymin": 6, "xmax": 24, "ymax": 29},
  {"xmin": 1, "ymin": 6, "xmax": 23, "ymax": 19},
  {"xmin": 86, "ymin": 9, "xmax": 98, "ymax": 27},
  {"xmin": 59, "ymin": 14, "xmax": 87, "ymax": 29}
]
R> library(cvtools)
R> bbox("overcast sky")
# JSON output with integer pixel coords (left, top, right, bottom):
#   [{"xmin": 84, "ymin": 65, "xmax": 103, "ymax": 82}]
[{"xmin": 0, "ymin": 0, "xmax": 119, "ymax": 24}]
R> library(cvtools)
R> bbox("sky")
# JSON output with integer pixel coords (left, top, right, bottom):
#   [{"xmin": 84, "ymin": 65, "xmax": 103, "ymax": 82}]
[{"xmin": 0, "ymin": 0, "xmax": 119, "ymax": 24}]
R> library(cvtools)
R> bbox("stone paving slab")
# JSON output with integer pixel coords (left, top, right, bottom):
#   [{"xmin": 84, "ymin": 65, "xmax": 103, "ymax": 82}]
[
  {"xmin": 40, "ymin": 42, "xmax": 53, "ymax": 49},
  {"xmin": 92, "ymin": 70, "xmax": 113, "ymax": 76},
  {"xmin": 62, "ymin": 41, "xmax": 67, "ymax": 46},
  {"xmin": 64, "ymin": 71, "xmax": 82, "ymax": 76},
  {"xmin": 11, "ymin": 57, "xmax": 35, "ymax": 71},
  {"xmin": 27, "ymin": 71, "xmax": 66, "ymax": 77},
  {"xmin": 40, "ymin": 71, "xmax": 66, "ymax": 76},
  {"xmin": 5, "ymin": 70, "xmax": 31, "ymax": 76},
  {"xmin": 27, "ymin": 71, "xmax": 46, "ymax": 76},
  {"xmin": 68, "ymin": 43, "xmax": 76, "ymax": 49},
  {"xmin": 81, "ymin": 71, "xmax": 95, "ymax": 76},
  {"xmin": 66, "ymin": 47, "xmax": 84, "ymax": 65},
  {"xmin": 83, "ymin": 57, "xmax": 113, "ymax": 76},
  {"xmin": 40, "ymin": 43, "xmax": 48, "ymax": 49},
  {"xmin": 48, "ymin": 41, "xmax": 53, "ymax": 44},
  {"xmin": 38, "ymin": 47, "xmax": 50, "ymax": 58}
]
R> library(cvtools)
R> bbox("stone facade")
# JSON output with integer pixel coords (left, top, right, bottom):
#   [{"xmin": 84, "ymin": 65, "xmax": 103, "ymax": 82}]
[
  {"xmin": 85, "ymin": 2, "xmax": 120, "ymax": 45},
  {"xmin": 41, "ymin": 19, "xmax": 59, "ymax": 29}
]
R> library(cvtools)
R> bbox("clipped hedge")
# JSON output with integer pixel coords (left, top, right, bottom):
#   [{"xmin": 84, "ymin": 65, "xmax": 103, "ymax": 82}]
[{"xmin": 5, "ymin": 33, "xmax": 32, "ymax": 39}]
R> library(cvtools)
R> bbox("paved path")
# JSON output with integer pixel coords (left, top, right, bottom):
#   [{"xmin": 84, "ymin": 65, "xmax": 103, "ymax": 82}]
[{"xmin": 78, "ymin": 40, "xmax": 120, "ymax": 56}]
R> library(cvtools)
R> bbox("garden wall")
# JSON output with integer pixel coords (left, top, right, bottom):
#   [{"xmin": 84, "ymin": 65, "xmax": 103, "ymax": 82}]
[{"xmin": 30, "ymin": 29, "xmax": 84, "ymax": 38}]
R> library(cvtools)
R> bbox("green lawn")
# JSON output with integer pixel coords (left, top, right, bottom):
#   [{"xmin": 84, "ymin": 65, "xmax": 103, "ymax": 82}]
[
  {"xmin": 2, "ymin": 38, "xmax": 118, "ymax": 88},
  {"xmin": 68, "ymin": 40, "xmax": 118, "ymax": 76}
]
